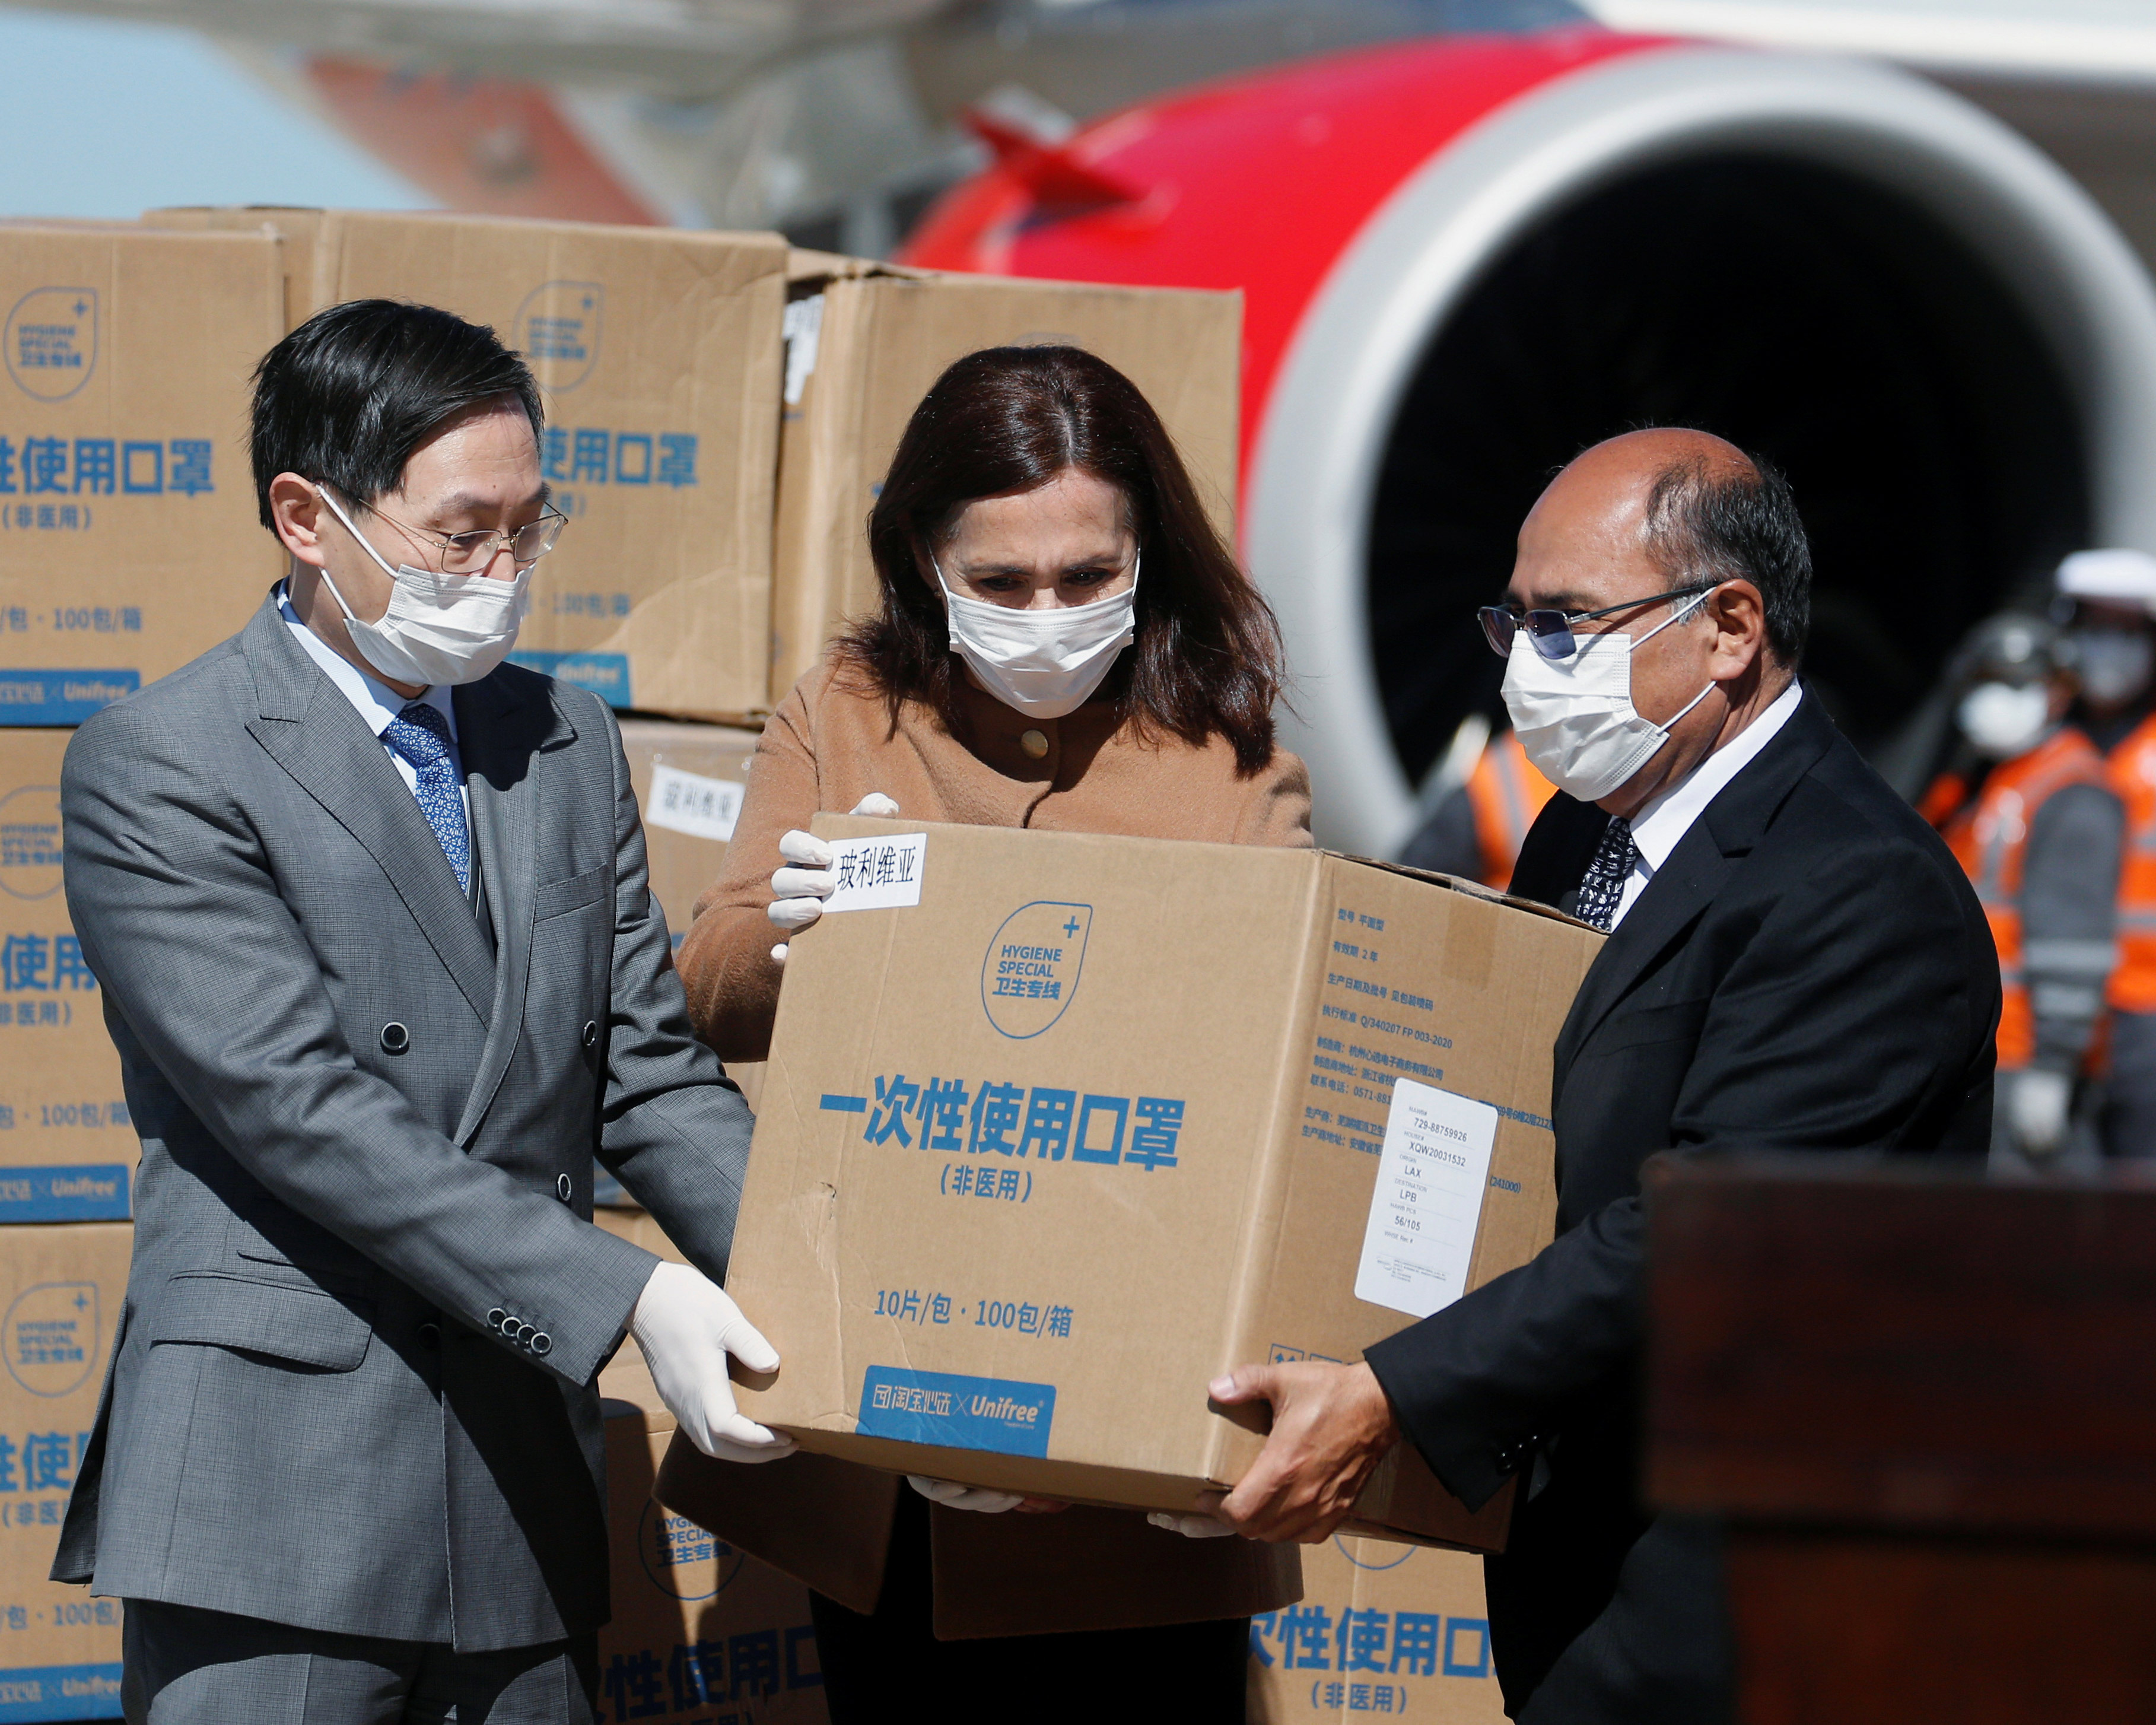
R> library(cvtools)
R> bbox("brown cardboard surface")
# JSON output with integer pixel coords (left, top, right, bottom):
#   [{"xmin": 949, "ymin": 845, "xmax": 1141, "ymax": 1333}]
[
  {"xmin": 0, "ymin": 225, "xmax": 285, "ymax": 722},
  {"xmin": 0, "ymin": 729, "xmax": 133, "ymax": 1222},
  {"xmin": 617, "ymin": 718, "xmax": 761, "ymax": 954},
  {"xmin": 148, "ymin": 208, "xmax": 788, "ymax": 723},
  {"xmin": 1249, "ymin": 1537, "xmax": 1506, "ymax": 1724},
  {"xmin": 602, "ymin": 1405, "xmax": 827, "ymax": 1724},
  {"xmin": 0, "ymin": 1223, "xmax": 131, "ymax": 1717},
  {"xmin": 726, "ymin": 817, "xmax": 1601, "ymax": 1545},
  {"xmin": 768, "ymin": 261, "xmax": 1241, "ymax": 702}
]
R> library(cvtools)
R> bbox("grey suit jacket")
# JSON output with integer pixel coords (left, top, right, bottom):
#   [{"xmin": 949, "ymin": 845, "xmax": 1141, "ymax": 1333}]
[{"xmin": 50, "ymin": 589, "xmax": 755, "ymax": 1651}]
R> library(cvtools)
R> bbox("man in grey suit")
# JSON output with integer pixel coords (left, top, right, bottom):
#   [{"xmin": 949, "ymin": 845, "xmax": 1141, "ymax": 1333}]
[{"xmin": 53, "ymin": 300, "xmax": 791, "ymax": 1723}]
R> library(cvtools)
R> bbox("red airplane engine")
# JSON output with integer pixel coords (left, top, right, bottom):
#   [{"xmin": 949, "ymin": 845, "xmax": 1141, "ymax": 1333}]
[{"xmin": 904, "ymin": 32, "xmax": 2156, "ymax": 854}]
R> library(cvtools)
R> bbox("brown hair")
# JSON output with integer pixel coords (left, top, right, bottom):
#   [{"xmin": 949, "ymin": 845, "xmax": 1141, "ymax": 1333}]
[{"xmin": 838, "ymin": 345, "xmax": 1286, "ymax": 774}]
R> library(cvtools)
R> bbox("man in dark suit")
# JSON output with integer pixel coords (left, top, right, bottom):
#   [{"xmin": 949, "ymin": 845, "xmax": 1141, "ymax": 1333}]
[{"xmin": 1195, "ymin": 429, "xmax": 1999, "ymax": 1721}]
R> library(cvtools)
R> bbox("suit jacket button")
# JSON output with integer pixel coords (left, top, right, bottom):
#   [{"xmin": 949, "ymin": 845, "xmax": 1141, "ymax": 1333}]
[
  {"xmin": 530, "ymin": 1332, "xmax": 553, "ymax": 1357},
  {"xmin": 582, "ymin": 1021, "xmax": 599, "ymax": 1051},
  {"xmin": 417, "ymin": 1322, "xmax": 441, "ymax": 1349},
  {"xmin": 380, "ymin": 1022, "xmax": 410, "ymax": 1055},
  {"xmin": 486, "ymin": 1307, "xmax": 507, "ymax": 1330},
  {"xmin": 557, "ymin": 1174, "xmax": 573, "ymax": 1201}
]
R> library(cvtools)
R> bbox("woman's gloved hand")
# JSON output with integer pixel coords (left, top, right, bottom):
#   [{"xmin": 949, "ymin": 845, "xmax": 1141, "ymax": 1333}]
[
  {"xmin": 767, "ymin": 793, "xmax": 900, "ymax": 963},
  {"xmin": 1146, "ymin": 1511, "xmax": 1239, "ymax": 1539},
  {"xmin": 907, "ymin": 1475, "xmax": 1024, "ymax": 1514}
]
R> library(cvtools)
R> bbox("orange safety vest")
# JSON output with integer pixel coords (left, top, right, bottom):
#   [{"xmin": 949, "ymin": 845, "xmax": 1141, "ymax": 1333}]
[
  {"xmin": 1934, "ymin": 726, "xmax": 2112, "ymax": 1068},
  {"xmin": 2104, "ymin": 710, "xmax": 2156, "ymax": 1013},
  {"xmin": 1465, "ymin": 729, "xmax": 1557, "ymax": 892}
]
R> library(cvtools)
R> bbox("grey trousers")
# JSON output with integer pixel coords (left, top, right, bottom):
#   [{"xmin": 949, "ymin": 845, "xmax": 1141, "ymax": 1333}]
[{"xmin": 122, "ymin": 1601, "xmax": 596, "ymax": 1725}]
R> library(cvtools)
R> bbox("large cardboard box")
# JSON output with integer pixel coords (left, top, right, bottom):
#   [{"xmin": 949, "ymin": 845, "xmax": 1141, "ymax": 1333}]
[
  {"xmin": 0, "ymin": 1223, "xmax": 131, "ymax": 1720},
  {"xmin": 727, "ymin": 816, "xmax": 1600, "ymax": 1544},
  {"xmin": 594, "ymin": 719, "xmax": 765, "ymax": 1205},
  {"xmin": 0, "ymin": 730, "xmax": 131, "ymax": 1225},
  {"xmin": 0, "ymin": 225, "xmax": 286, "ymax": 724},
  {"xmin": 768, "ymin": 256, "xmax": 1241, "ymax": 704},
  {"xmin": 1249, "ymin": 1537, "xmax": 1506, "ymax": 1724},
  {"xmin": 618, "ymin": 718, "xmax": 761, "ymax": 954},
  {"xmin": 148, "ymin": 208, "xmax": 789, "ymax": 723},
  {"xmin": 596, "ymin": 1210, "xmax": 827, "ymax": 1725}
]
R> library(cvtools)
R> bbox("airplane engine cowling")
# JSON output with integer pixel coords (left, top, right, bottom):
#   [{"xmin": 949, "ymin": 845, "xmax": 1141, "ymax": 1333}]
[{"xmin": 904, "ymin": 33, "xmax": 2156, "ymax": 855}]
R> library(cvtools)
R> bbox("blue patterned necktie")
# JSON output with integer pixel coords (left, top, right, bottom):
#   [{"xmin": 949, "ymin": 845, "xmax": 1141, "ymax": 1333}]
[
  {"xmin": 1575, "ymin": 815, "xmax": 1637, "ymax": 932},
  {"xmin": 381, "ymin": 701, "xmax": 470, "ymax": 894}
]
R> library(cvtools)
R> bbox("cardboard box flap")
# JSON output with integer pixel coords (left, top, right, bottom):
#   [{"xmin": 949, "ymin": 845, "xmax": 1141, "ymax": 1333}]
[{"xmin": 1331, "ymin": 852, "xmax": 1597, "ymax": 931}]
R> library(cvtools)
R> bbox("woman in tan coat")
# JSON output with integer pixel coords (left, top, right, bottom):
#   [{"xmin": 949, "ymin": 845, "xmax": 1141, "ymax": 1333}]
[{"xmin": 667, "ymin": 345, "xmax": 1309, "ymax": 1720}]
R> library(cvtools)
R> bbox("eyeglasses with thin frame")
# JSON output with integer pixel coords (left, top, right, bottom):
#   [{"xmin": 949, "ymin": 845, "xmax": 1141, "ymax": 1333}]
[
  {"xmin": 1477, "ymin": 584, "xmax": 1715, "ymax": 662},
  {"xmin": 343, "ymin": 491, "xmax": 568, "ymax": 574}
]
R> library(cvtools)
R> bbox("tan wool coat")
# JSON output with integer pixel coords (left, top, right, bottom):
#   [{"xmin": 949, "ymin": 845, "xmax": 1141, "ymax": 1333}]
[{"xmin": 661, "ymin": 653, "xmax": 1313, "ymax": 1637}]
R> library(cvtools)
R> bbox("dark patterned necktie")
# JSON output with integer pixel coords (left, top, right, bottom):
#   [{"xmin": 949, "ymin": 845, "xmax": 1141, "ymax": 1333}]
[
  {"xmin": 1575, "ymin": 815, "xmax": 1637, "ymax": 932},
  {"xmin": 381, "ymin": 701, "xmax": 470, "ymax": 894}
]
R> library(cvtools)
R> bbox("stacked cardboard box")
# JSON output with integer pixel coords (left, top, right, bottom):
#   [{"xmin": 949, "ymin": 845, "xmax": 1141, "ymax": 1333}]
[
  {"xmin": 0, "ymin": 224, "xmax": 286, "ymax": 725},
  {"xmin": 596, "ymin": 1210, "xmax": 828, "ymax": 1725},
  {"xmin": 769, "ymin": 253, "xmax": 1242, "ymax": 705},
  {"xmin": 0, "ymin": 731, "xmax": 132, "ymax": 1227},
  {"xmin": 146, "ymin": 208, "xmax": 789, "ymax": 723},
  {"xmin": 0, "ymin": 1224, "xmax": 130, "ymax": 1721},
  {"xmin": 1249, "ymin": 1537, "xmax": 1507, "ymax": 1724}
]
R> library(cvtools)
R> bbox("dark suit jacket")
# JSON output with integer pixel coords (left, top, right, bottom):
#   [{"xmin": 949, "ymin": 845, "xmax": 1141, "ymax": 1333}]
[{"xmin": 1366, "ymin": 690, "xmax": 1998, "ymax": 1723}]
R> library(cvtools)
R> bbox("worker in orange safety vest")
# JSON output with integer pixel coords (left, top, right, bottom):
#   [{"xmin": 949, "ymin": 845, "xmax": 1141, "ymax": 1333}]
[
  {"xmin": 1401, "ymin": 722, "xmax": 1556, "ymax": 890},
  {"xmin": 1923, "ymin": 611, "xmax": 2122, "ymax": 1168},
  {"xmin": 2056, "ymin": 548, "xmax": 2156, "ymax": 1158}
]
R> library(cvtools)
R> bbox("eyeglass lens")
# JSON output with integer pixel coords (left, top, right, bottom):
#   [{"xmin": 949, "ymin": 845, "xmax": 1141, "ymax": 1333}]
[
  {"xmin": 1478, "ymin": 606, "xmax": 1578, "ymax": 661},
  {"xmin": 439, "ymin": 516, "xmax": 564, "ymax": 571}
]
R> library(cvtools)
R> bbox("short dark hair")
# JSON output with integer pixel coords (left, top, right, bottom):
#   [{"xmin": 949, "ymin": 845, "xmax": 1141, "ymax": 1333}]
[
  {"xmin": 249, "ymin": 299, "xmax": 543, "ymax": 530},
  {"xmin": 1643, "ymin": 449, "xmax": 1811, "ymax": 665},
  {"xmin": 841, "ymin": 345, "xmax": 1287, "ymax": 775}
]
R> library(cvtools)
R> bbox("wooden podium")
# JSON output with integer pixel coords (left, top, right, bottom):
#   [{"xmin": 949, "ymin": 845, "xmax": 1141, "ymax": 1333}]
[{"xmin": 1646, "ymin": 1158, "xmax": 2156, "ymax": 1723}]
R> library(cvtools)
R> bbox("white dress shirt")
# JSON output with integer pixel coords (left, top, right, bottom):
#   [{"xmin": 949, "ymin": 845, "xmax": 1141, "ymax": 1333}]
[
  {"xmin": 278, "ymin": 582, "xmax": 468, "ymax": 819},
  {"xmin": 1609, "ymin": 679, "xmax": 1804, "ymax": 927}
]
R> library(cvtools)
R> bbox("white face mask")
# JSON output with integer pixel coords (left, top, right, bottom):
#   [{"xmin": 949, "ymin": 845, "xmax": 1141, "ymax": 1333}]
[
  {"xmin": 314, "ymin": 487, "xmax": 531, "ymax": 688},
  {"xmin": 1957, "ymin": 681, "xmax": 2052, "ymax": 758},
  {"xmin": 934, "ymin": 552, "xmax": 1139, "ymax": 720},
  {"xmin": 1500, "ymin": 589, "xmax": 1721, "ymax": 803},
  {"xmin": 2073, "ymin": 627, "xmax": 2154, "ymax": 708}
]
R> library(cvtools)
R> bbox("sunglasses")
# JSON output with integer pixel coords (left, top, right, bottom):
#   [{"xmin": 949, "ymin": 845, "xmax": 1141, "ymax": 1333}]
[{"xmin": 1477, "ymin": 585, "xmax": 1715, "ymax": 661}]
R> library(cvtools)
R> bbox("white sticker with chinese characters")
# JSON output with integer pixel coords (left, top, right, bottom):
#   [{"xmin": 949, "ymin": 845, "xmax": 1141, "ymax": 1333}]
[
  {"xmin": 823, "ymin": 831, "xmax": 929, "ymax": 911},
  {"xmin": 1354, "ymin": 1078, "xmax": 1499, "ymax": 1319},
  {"xmin": 645, "ymin": 764, "xmax": 744, "ymax": 843}
]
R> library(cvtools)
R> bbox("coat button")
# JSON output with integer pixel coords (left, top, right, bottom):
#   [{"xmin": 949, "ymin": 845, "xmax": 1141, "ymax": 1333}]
[
  {"xmin": 1020, "ymin": 729, "xmax": 1049, "ymax": 760},
  {"xmin": 557, "ymin": 1174, "xmax": 573, "ymax": 1202},
  {"xmin": 529, "ymin": 1332, "xmax": 553, "ymax": 1357},
  {"xmin": 417, "ymin": 1322, "xmax": 440, "ymax": 1349},
  {"xmin": 380, "ymin": 1022, "xmax": 410, "ymax": 1055},
  {"xmin": 486, "ymin": 1308, "xmax": 507, "ymax": 1330},
  {"xmin": 581, "ymin": 1021, "xmax": 599, "ymax": 1051}
]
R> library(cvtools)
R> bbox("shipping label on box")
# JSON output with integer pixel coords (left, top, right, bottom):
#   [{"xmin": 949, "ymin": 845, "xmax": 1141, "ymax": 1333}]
[
  {"xmin": 0, "ymin": 227, "xmax": 286, "ymax": 722},
  {"xmin": 0, "ymin": 730, "xmax": 131, "ymax": 1222},
  {"xmin": 1249, "ymin": 1537, "xmax": 1505, "ymax": 1724},
  {"xmin": 0, "ymin": 1222, "xmax": 131, "ymax": 1720},
  {"xmin": 769, "ymin": 262, "xmax": 1241, "ymax": 702},
  {"xmin": 728, "ymin": 818, "xmax": 1600, "ymax": 1542},
  {"xmin": 148, "ymin": 209, "xmax": 788, "ymax": 723}
]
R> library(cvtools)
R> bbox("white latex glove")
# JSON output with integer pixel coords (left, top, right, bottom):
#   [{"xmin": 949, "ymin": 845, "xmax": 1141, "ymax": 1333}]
[
  {"xmin": 2009, "ymin": 1066, "xmax": 2072, "ymax": 1158},
  {"xmin": 767, "ymin": 793, "xmax": 901, "ymax": 964},
  {"xmin": 1147, "ymin": 1511, "xmax": 1239, "ymax": 1539},
  {"xmin": 629, "ymin": 1262, "xmax": 796, "ymax": 1463},
  {"xmin": 907, "ymin": 1475, "xmax": 1024, "ymax": 1514}
]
